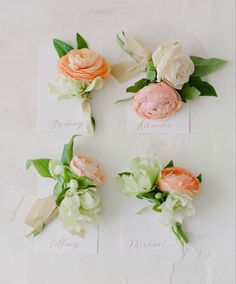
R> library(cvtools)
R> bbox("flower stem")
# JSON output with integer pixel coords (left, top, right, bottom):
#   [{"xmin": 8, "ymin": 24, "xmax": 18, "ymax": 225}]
[{"xmin": 171, "ymin": 222, "xmax": 189, "ymax": 246}]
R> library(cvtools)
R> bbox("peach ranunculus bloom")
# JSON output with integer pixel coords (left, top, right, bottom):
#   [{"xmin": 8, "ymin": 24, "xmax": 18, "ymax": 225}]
[
  {"xmin": 58, "ymin": 48, "xmax": 111, "ymax": 82},
  {"xmin": 132, "ymin": 82, "xmax": 182, "ymax": 120},
  {"xmin": 158, "ymin": 167, "xmax": 200, "ymax": 197},
  {"xmin": 70, "ymin": 154, "xmax": 104, "ymax": 185}
]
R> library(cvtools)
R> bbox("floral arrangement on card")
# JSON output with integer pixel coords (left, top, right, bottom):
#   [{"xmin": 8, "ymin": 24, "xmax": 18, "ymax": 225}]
[
  {"xmin": 49, "ymin": 33, "xmax": 111, "ymax": 134},
  {"xmin": 112, "ymin": 32, "xmax": 227, "ymax": 120},
  {"xmin": 117, "ymin": 157, "xmax": 202, "ymax": 246},
  {"xmin": 25, "ymin": 136, "xmax": 103, "ymax": 237}
]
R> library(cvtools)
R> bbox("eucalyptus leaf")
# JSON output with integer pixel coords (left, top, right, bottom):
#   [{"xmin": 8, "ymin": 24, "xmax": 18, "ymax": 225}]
[
  {"xmin": 189, "ymin": 76, "xmax": 217, "ymax": 97},
  {"xmin": 126, "ymin": 78, "xmax": 150, "ymax": 93},
  {"xmin": 61, "ymin": 135, "xmax": 78, "ymax": 166},
  {"xmin": 115, "ymin": 96, "xmax": 134, "ymax": 104},
  {"xmin": 26, "ymin": 159, "xmax": 52, "ymax": 178},
  {"xmin": 191, "ymin": 56, "xmax": 227, "ymax": 77},
  {"xmin": 76, "ymin": 33, "xmax": 88, "ymax": 49},
  {"xmin": 53, "ymin": 39, "xmax": 73, "ymax": 57}
]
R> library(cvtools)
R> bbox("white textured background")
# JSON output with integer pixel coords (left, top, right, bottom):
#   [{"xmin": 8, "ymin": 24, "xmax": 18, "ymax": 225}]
[{"xmin": 0, "ymin": 0, "xmax": 235, "ymax": 283}]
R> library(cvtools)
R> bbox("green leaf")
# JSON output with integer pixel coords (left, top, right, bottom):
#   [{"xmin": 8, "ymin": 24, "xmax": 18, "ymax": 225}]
[
  {"xmin": 152, "ymin": 202, "xmax": 161, "ymax": 212},
  {"xmin": 76, "ymin": 176, "xmax": 93, "ymax": 189},
  {"xmin": 146, "ymin": 62, "xmax": 157, "ymax": 82},
  {"xmin": 61, "ymin": 135, "xmax": 78, "ymax": 166},
  {"xmin": 191, "ymin": 56, "xmax": 227, "ymax": 77},
  {"xmin": 76, "ymin": 33, "xmax": 88, "ymax": 49},
  {"xmin": 26, "ymin": 159, "xmax": 52, "ymax": 178},
  {"xmin": 137, "ymin": 190, "xmax": 157, "ymax": 203},
  {"xmin": 118, "ymin": 171, "xmax": 132, "ymax": 177},
  {"xmin": 53, "ymin": 182, "xmax": 64, "ymax": 198},
  {"xmin": 115, "ymin": 96, "xmax": 134, "ymax": 104},
  {"xmin": 63, "ymin": 167, "xmax": 75, "ymax": 182},
  {"xmin": 55, "ymin": 187, "xmax": 68, "ymax": 207},
  {"xmin": 146, "ymin": 69, "xmax": 156, "ymax": 82},
  {"xmin": 91, "ymin": 117, "xmax": 96, "ymax": 132},
  {"xmin": 126, "ymin": 78, "xmax": 150, "ymax": 93},
  {"xmin": 197, "ymin": 174, "xmax": 202, "ymax": 183},
  {"xmin": 53, "ymin": 39, "xmax": 73, "ymax": 57},
  {"xmin": 164, "ymin": 160, "xmax": 174, "ymax": 169},
  {"xmin": 189, "ymin": 76, "xmax": 217, "ymax": 97},
  {"xmin": 179, "ymin": 84, "xmax": 201, "ymax": 102},
  {"xmin": 63, "ymin": 167, "xmax": 93, "ymax": 188}
]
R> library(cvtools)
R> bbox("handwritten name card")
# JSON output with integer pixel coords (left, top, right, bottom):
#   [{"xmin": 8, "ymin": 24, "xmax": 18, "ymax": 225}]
[
  {"xmin": 37, "ymin": 46, "xmax": 100, "ymax": 134},
  {"xmin": 127, "ymin": 102, "xmax": 190, "ymax": 134},
  {"xmin": 120, "ymin": 198, "xmax": 181, "ymax": 256},
  {"xmin": 35, "ymin": 177, "xmax": 98, "ymax": 254}
]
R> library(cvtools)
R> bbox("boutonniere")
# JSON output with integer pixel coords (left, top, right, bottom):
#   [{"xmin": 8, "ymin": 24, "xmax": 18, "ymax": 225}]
[
  {"xmin": 49, "ymin": 33, "xmax": 111, "ymax": 134},
  {"xmin": 25, "ymin": 136, "xmax": 103, "ymax": 237},
  {"xmin": 117, "ymin": 157, "xmax": 202, "ymax": 246},
  {"xmin": 112, "ymin": 32, "xmax": 226, "ymax": 120}
]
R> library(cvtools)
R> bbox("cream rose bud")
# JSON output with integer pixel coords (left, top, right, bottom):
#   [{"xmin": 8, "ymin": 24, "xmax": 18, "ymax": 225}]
[
  {"xmin": 49, "ymin": 159, "xmax": 64, "ymax": 177},
  {"xmin": 80, "ymin": 188, "xmax": 100, "ymax": 210},
  {"xmin": 152, "ymin": 42, "xmax": 194, "ymax": 89},
  {"xmin": 68, "ymin": 179, "xmax": 78, "ymax": 191}
]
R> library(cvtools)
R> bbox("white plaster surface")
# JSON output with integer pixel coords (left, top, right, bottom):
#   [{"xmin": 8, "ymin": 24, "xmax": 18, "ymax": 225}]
[{"xmin": 0, "ymin": 0, "xmax": 235, "ymax": 283}]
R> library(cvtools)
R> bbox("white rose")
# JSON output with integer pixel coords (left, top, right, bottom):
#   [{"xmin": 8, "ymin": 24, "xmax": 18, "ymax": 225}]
[
  {"xmin": 152, "ymin": 42, "xmax": 194, "ymax": 89},
  {"xmin": 158, "ymin": 192, "xmax": 195, "ymax": 226}
]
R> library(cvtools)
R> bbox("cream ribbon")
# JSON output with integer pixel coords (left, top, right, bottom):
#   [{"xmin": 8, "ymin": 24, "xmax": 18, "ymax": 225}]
[
  {"xmin": 111, "ymin": 32, "xmax": 152, "ymax": 83},
  {"xmin": 25, "ymin": 195, "xmax": 58, "ymax": 236},
  {"xmin": 81, "ymin": 97, "xmax": 94, "ymax": 135},
  {"xmin": 25, "ymin": 195, "xmax": 86, "ymax": 238}
]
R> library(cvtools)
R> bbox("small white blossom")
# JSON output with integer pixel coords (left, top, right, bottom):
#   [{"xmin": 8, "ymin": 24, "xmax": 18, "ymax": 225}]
[
  {"xmin": 68, "ymin": 179, "xmax": 78, "ymax": 191},
  {"xmin": 159, "ymin": 192, "xmax": 196, "ymax": 226},
  {"xmin": 49, "ymin": 75, "xmax": 103, "ymax": 100},
  {"xmin": 59, "ymin": 187, "xmax": 100, "ymax": 235},
  {"xmin": 49, "ymin": 159, "xmax": 64, "ymax": 177}
]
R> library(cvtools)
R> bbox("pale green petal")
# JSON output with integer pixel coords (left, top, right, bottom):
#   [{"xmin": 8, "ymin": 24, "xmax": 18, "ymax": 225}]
[
  {"xmin": 117, "ymin": 156, "xmax": 161, "ymax": 198},
  {"xmin": 49, "ymin": 159, "xmax": 64, "ymax": 177},
  {"xmin": 80, "ymin": 188, "xmax": 100, "ymax": 209},
  {"xmin": 117, "ymin": 174, "xmax": 144, "ymax": 198},
  {"xmin": 84, "ymin": 77, "xmax": 103, "ymax": 93},
  {"xmin": 49, "ymin": 75, "xmax": 89, "ymax": 100}
]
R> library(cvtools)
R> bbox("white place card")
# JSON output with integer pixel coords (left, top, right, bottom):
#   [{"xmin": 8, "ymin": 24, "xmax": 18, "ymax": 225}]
[
  {"xmin": 120, "ymin": 197, "xmax": 182, "ymax": 256},
  {"xmin": 37, "ymin": 46, "xmax": 101, "ymax": 134},
  {"xmin": 35, "ymin": 177, "xmax": 98, "ymax": 254},
  {"xmin": 127, "ymin": 101, "xmax": 190, "ymax": 134}
]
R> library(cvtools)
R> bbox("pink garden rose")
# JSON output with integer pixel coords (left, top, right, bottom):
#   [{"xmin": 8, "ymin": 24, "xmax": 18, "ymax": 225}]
[
  {"xmin": 158, "ymin": 167, "xmax": 200, "ymax": 197},
  {"xmin": 70, "ymin": 154, "xmax": 104, "ymax": 185},
  {"xmin": 132, "ymin": 82, "xmax": 182, "ymax": 119}
]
